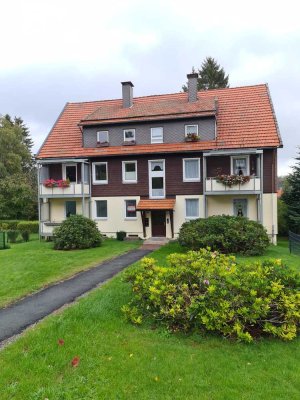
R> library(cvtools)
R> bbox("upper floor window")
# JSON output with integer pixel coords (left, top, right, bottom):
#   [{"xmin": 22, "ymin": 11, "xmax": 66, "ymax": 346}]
[
  {"xmin": 185, "ymin": 124, "xmax": 198, "ymax": 137},
  {"xmin": 151, "ymin": 127, "xmax": 163, "ymax": 144},
  {"xmin": 97, "ymin": 131, "xmax": 109, "ymax": 144},
  {"xmin": 124, "ymin": 129, "xmax": 135, "ymax": 143},
  {"xmin": 122, "ymin": 161, "xmax": 137, "ymax": 183},
  {"xmin": 92, "ymin": 162, "xmax": 108, "ymax": 184},
  {"xmin": 63, "ymin": 164, "xmax": 77, "ymax": 183},
  {"xmin": 231, "ymin": 156, "xmax": 249, "ymax": 176},
  {"xmin": 149, "ymin": 160, "xmax": 165, "ymax": 198},
  {"xmin": 183, "ymin": 158, "xmax": 200, "ymax": 182}
]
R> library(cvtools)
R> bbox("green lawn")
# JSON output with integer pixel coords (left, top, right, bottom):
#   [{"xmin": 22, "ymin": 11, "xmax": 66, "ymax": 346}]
[
  {"xmin": 0, "ymin": 236, "xmax": 141, "ymax": 308},
  {"xmin": 0, "ymin": 240, "xmax": 299, "ymax": 399}
]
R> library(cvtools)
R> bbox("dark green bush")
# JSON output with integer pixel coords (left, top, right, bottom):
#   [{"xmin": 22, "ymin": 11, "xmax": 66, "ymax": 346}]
[
  {"xmin": 123, "ymin": 249, "xmax": 300, "ymax": 342},
  {"xmin": 21, "ymin": 231, "xmax": 30, "ymax": 242},
  {"xmin": 116, "ymin": 231, "xmax": 127, "ymax": 241},
  {"xmin": 7, "ymin": 230, "xmax": 19, "ymax": 243},
  {"xmin": 178, "ymin": 215, "xmax": 269, "ymax": 255},
  {"xmin": 53, "ymin": 215, "xmax": 103, "ymax": 250}
]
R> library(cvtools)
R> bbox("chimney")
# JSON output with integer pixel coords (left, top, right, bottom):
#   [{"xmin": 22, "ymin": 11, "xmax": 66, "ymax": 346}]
[
  {"xmin": 121, "ymin": 81, "xmax": 134, "ymax": 108},
  {"xmin": 187, "ymin": 73, "xmax": 198, "ymax": 102}
]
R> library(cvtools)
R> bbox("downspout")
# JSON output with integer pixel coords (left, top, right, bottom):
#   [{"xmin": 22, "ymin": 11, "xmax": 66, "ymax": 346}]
[
  {"xmin": 37, "ymin": 163, "xmax": 41, "ymax": 240},
  {"xmin": 81, "ymin": 162, "xmax": 85, "ymax": 216},
  {"xmin": 260, "ymin": 152, "xmax": 264, "ymax": 224},
  {"xmin": 203, "ymin": 155, "xmax": 207, "ymax": 218}
]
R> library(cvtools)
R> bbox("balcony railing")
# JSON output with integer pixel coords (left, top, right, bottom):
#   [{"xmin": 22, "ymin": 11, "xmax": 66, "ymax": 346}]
[
  {"xmin": 205, "ymin": 177, "xmax": 261, "ymax": 193},
  {"xmin": 39, "ymin": 183, "xmax": 90, "ymax": 197}
]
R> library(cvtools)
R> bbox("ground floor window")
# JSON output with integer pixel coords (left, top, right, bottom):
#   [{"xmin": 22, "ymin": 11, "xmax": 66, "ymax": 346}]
[
  {"xmin": 125, "ymin": 199, "xmax": 137, "ymax": 219},
  {"xmin": 65, "ymin": 201, "xmax": 76, "ymax": 217},
  {"xmin": 96, "ymin": 200, "xmax": 107, "ymax": 219},
  {"xmin": 233, "ymin": 198, "xmax": 248, "ymax": 217},
  {"xmin": 185, "ymin": 198, "xmax": 199, "ymax": 219}
]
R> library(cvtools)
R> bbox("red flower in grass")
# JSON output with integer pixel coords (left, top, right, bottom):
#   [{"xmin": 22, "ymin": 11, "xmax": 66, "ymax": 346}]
[
  {"xmin": 57, "ymin": 339, "xmax": 65, "ymax": 346},
  {"xmin": 71, "ymin": 356, "xmax": 80, "ymax": 367}
]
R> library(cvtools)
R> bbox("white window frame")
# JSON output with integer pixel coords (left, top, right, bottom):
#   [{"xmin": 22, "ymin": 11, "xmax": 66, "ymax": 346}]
[
  {"xmin": 123, "ymin": 129, "xmax": 136, "ymax": 142},
  {"xmin": 148, "ymin": 159, "xmax": 165, "ymax": 199},
  {"xmin": 185, "ymin": 124, "xmax": 199, "ymax": 137},
  {"xmin": 183, "ymin": 158, "xmax": 201, "ymax": 182},
  {"xmin": 122, "ymin": 161, "xmax": 137, "ymax": 183},
  {"xmin": 230, "ymin": 155, "xmax": 250, "ymax": 175},
  {"xmin": 62, "ymin": 163, "xmax": 77, "ymax": 183},
  {"xmin": 92, "ymin": 162, "xmax": 108, "ymax": 185},
  {"xmin": 151, "ymin": 127, "xmax": 164, "ymax": 144},
  {"xmin": 97, "ymin": 130, "xmax": 109, "ymax": 144},
  {"xmin": 124, "ymin": 199, "xmax": 137, "ymax": 220},
  {"xmin": 185, "ymin": 198, "xmax": 200, "ymax": 220},
  {"xmin": 95, "ymin": 200, "xmax": 108, "ymax": 220}
]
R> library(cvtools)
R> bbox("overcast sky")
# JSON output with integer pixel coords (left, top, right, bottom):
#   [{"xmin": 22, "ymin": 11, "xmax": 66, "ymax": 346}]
[{"xmin": 0, "ymin": 0, "xmax": 299, "ymax": 175}]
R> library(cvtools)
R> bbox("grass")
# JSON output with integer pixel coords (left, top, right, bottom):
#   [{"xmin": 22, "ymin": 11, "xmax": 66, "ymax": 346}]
[
  {"xmin": 0, "ymin": 240, "xmax": 299, "ymax": 399},
  {"xmin": 0, "ymin": 235, "xmax": 140, "ymax": 308}
]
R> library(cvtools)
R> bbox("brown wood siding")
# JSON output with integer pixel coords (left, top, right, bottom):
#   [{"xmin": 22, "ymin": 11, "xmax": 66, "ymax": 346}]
[
  {"xmin": 91, "ymin": 154, "xmax": 203, "ymax": 197},
  {"xmin": 48, "ymin": 163, "xmax": 82, "ymax": 182},
  {"xmin": 206, "ymin": 155, "xmax": 258, "ymax": 177},
  {"xmin": 263, "ymin": 149, "xmax": 277, "ymax": 193}
]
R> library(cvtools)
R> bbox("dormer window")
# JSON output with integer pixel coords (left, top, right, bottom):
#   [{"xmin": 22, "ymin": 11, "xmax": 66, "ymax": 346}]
[
  {"xmin": 97, "ymin": 131, "xmax": 109, "ymax": 145},
  {"xmin": 123, "ymin": 129, "xmax": 135, "ymax": 143},
  {"xmin": 151, "ymin": 127, "xmax": 163, "ymax": 144},
  {"xmin": 185, "ymin": 124, "xmax": 198, "ymax": 137}
]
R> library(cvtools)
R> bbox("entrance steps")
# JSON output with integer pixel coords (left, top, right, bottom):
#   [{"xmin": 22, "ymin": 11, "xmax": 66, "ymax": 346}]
[{"xmin": 141, "ymin": 237, "xmax": 169, "ymax": 250}]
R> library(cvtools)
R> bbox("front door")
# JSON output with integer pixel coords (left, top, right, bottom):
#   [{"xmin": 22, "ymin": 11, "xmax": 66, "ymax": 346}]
[{"xmin": 151, "ymin": 211, "xmax": 166, "ymax": 237}]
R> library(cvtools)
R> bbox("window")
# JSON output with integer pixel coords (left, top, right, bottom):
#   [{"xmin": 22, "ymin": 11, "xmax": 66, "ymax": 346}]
[
  {"xmin": 149, "ymin": 160, "xmax": 165, "ymax": 198},
  {"xmin": 122, "ymin": 161, "xmax": 137, "ymax": 183},
  {"xmin": 96, "ymin": 200, "xmax": 107, "ymax": 219},
  {"xmin": 124, "ymin": 129, "xmax": 135, "ymax": 142},
  {"xmin": 125, "ymin": 199, "xmax": 137, "ymax": 219},
  {"xmin": 65, "ymin": 201, "xmax": 76, "ymax": 217},
  {"xmin": 97, "ymin": 131, "xmax": 109, "ymax": 144},
  {"xmin": 151, "ymin": 127, "xmax": 163, "ymax": 144},
  {"xmin": 63, "ymin": 164, "xmax": 77, "ymax": 183},
  {"xmin": 185, "ymin": 199, "xmax": 199, "ymax": 219},
  {"xmin": 185, "ymin": 124, "xmax": 198, "ymax": 136},
  {"xmin": 183, "ymin": 158, "xmax": 200, "ymax": 182},
  {"xmin": 233, "ymin": 199, "xmax": 248, "ymax": 217},
  {"xmin": 231, "ymin": 156, "xmax": 249, "ymax": 176},
  {"xmin": 92, "ymin": 162, "xmax": 108, "ymax": 184}
]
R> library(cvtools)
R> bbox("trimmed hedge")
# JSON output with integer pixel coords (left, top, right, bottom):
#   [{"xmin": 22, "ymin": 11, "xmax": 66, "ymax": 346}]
[
  {"xmin": 0, "ymin": 220, "xmax": 38, "ymax": 233},
  {"xmin": 123, "ymin": 249, "xmax": 300, "ymax": 342},
  {"xmin": 54, "ymin": 215, "xmax": 103, "ymax": 250},
  {"xmin": 178, "ymin": 215, "xmax": 269, "ymax": 255}
]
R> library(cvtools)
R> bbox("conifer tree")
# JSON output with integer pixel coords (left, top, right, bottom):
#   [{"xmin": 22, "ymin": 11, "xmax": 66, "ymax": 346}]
[
  {"xmin": 282, "ymin": 149, "xmax": 300, "ymax": 233},
  {"xmin": 182, "ymin": 57, "xmax": 229, "ymax": 91}
]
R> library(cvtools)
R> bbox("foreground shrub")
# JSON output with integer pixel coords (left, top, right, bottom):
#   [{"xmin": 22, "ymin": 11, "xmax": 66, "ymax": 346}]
[
  {"xmin": 178, "ymin": 215, "xmax": 269, "ymax": 255},
  {"xmin": 54, "ymin": 215, "xmax": 103, "ymax": 250},
  {"xmin": 123, "ymin": 249, "xmax": 300, "ymax": 342}
]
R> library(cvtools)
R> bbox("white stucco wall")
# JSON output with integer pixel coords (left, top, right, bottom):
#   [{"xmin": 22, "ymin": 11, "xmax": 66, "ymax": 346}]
[{"xmin": 207, "ymin": 194, "xmax": 258, "ymax": 221}]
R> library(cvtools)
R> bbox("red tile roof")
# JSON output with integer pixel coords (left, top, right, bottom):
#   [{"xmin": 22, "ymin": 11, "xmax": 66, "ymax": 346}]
[
  {"xmin": 37, "ymin": 84, "xmax": 282, "ymax": 159},
  {"xmin": 137, "ymin": 199, "xmax": 176, "ymax": 210}
]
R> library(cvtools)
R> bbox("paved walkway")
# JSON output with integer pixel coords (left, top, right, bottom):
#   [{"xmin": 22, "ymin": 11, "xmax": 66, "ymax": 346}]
[{"xmin": 0, "ymin": 248, "xmax": 151, "ymax": 343}]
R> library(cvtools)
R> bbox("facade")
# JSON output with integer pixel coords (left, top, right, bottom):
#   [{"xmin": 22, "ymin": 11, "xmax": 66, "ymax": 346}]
[{"xmin": 36, "ymin": 74, "xmax": 282, "ymax": 243}]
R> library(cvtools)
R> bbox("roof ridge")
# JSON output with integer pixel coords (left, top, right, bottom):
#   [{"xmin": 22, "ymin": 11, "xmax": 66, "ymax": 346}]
[{"xmin": 66, "ymin": 83, "xmax": 268, "ymax": 106}]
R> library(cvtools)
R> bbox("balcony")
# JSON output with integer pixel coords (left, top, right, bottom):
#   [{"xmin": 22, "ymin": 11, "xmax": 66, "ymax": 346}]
[
  {"xmin": 205, "ymin": 176, "xmax": 261, "ymax": 194},
  {"xmin": 39, "ymin": 183, "xmax": 90, "ymax": 197}
]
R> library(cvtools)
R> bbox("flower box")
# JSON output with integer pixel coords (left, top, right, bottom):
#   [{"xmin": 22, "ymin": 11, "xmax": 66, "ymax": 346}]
[
  {"xmin": 185, "ymin": 133, "xmax": 199, "ymax": 142},
  {"xmin": 43, "ymin": 179, "xmax": 70, "ymax": 188},
  {"xmin": 216, "ymin": 174, "xmax": 250, "ymax": 188},
  {"xmin": 96, "ymin": 141, "xmax": 109, "ymax": 147},
  {"xmin": 123, "ymin": 140, "xmax": 136, "ymax": 146}
]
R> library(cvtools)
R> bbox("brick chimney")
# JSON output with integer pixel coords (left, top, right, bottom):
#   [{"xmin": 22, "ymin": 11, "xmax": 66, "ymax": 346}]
[
  {"xmin": 121, "ymin": 81, "xmax": 134, "ymax": 108},
  {"xmin": 187, "ymin": 73, "xmax": 198, "ymax": 102}
]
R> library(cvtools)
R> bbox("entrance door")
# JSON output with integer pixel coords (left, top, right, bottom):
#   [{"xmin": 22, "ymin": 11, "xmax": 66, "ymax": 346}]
[{"xmin": 151, "ymin": 211, "xmax": 166, "ymax": 237}]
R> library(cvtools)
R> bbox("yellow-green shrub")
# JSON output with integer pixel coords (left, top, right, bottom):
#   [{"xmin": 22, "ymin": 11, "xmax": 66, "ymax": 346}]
[{"xmin": 123, "ymin": 249, "xmax": 300, "ymax": 342}]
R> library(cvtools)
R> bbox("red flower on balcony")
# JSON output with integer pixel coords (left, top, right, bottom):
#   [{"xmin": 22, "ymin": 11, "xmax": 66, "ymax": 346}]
[{"xmin": 43, "ymin": 179, "xmax": 70, "ymax": 188}]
